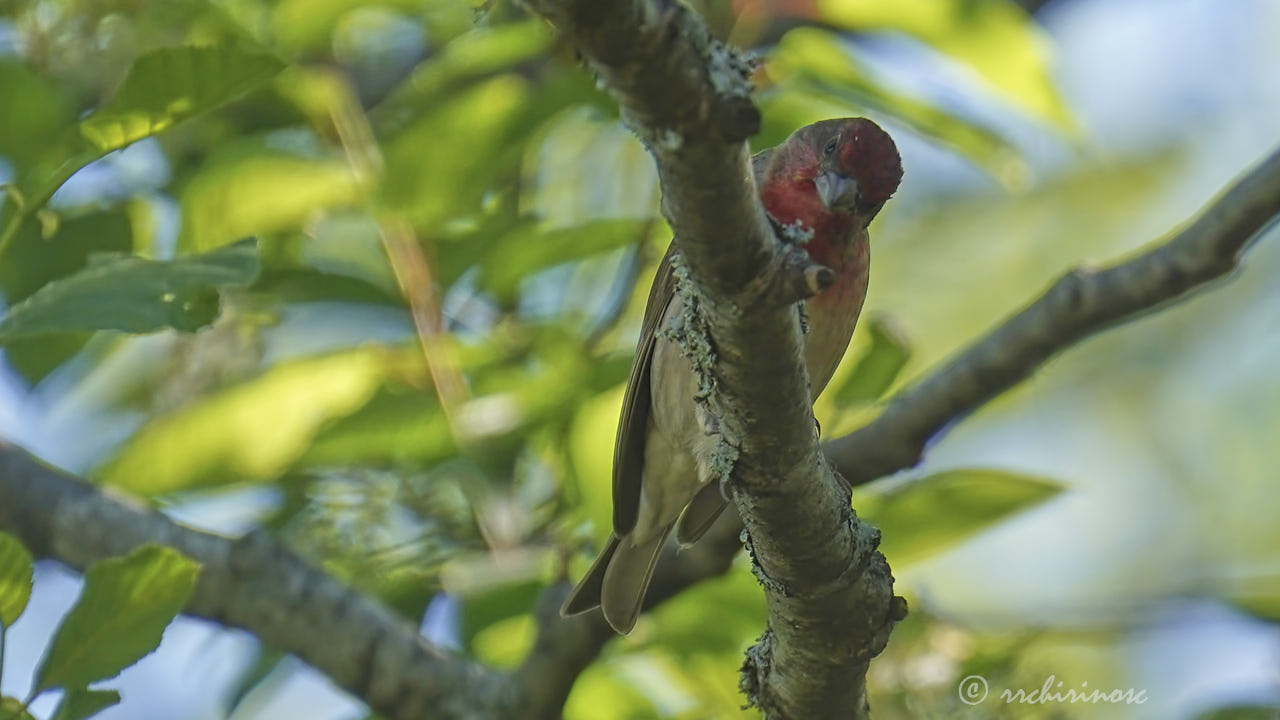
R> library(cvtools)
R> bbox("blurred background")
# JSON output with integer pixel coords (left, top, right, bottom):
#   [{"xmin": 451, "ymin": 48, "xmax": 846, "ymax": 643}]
[{"xmin": 1, "ymin": 0, "xmax": 1278, "ymax": 718}]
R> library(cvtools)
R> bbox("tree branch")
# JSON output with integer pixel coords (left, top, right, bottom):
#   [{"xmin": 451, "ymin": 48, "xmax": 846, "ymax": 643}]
[
  {"xmin": 826, "ymin": 147, "xmax": 1280, "ymax": 486},
  {"xmin": 0, "ymin": 443, "xmax": 512, "ymax": 720},
  {"xmin": 521, "ymin": 1, "xmax": 901, "ymax": 717},
  {"xmin": 0, "ymin": 438, "xmax": 748, "ymax": 720}
]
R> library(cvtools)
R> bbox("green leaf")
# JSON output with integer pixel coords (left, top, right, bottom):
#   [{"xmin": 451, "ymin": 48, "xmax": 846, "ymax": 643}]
[
  {"xmin": 460, "ymin": 580, "xmax": 542, "ymax": 650},
  {"xmin": 0, "ymin": 61, "xmax": 75, "ymax": 174},
  {"xmin": 0, "ymin": 333, "xmax": 93, "ymax": 386},
  {"xmin": 1226, "ymin": 572, "xmax": 1280, "ymax": 622},
  {"xmin": 302, "ymin": 384, "xmax": 454, "ymax": 469},
  {"xmin": 79, "ymin": 45, "xmax": 285, "ymax": 154},
  {"xmin": 477, "ymin": 219, "xmax": 647, "ymax": 301},
  {"xmin": 223, "ymin": 649, "xmax": 286, "ymax": 718},
  {"xmin": 1, "ymin": 697, "xmax": 35, "ymax": 720},
  {"xmin": 0, "ymin": 532, "xmax": 34, "ymax": 627},
  {"xmin": 305, "ymin": 341, "xmax": 630, "ymax": 469},
  {"xmin": 0, "ymin": 241, "xmax": 260, "ymax": 341},
  {"xmin": 471, "ymin": 614, "xmax": 535, "ymax": 669},
  {"xmin": 764, "ymin": 28, "xmax": 1026, "ymax": 185},
  {"xmin": 856, "ymin": 469, "xmax": 1064, "ymax": 566},
  {"xmin": 180, "ymin": 149, "xmax": 361, "ymax": 252},
  {"xmin": 832, "ymin": 316, "xmax": 910, "ymax": 406},
  {"xmin": 272, "ymin": 0, "xmax": 430, "ymax": 54},
  {"xmin": 374, "ymin": 20, "xmax": 552, "ymax": 129},
  {"xmin": 251, "ymin": 268, "xmax": 402, "ymax": 307},
  {"xmin": 50, "ymin": 689, "xmax": 121, "ymax": 720},
  {"xmin": 0, "ymin": 210, "xmax": 133, "ymax": 305},
  {"xmin": 98, "ymin": 348, "xmax": 412, "ymax": 494},
  {"xmin": 649, "ymin": 567, "xmax": 765, "ymax": 659},
  {"xmin": 815, "ymin": 0, "xmax": 1076, "ymax": 133},
  {"xmin": 380, "ymin": 75, "xmax": 530, "ymax": 230},
  {"xmin": 34, "ymin": 545, "xmax": 200, "ymax": 692}
]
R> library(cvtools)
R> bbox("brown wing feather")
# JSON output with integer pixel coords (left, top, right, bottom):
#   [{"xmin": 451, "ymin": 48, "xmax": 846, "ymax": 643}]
[
  {"xmin": 611, "ymin": 244, "xmax": 677, "ymax": 534},
  {"xmin": 612, "ymin": 147, "xmax": 774, "ymax": 536}
]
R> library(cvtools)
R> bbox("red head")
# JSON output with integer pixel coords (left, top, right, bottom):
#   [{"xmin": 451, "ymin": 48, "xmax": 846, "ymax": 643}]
[{"xmin": 758, "ymin": 117, "xmax": 903, "ymax": 238}]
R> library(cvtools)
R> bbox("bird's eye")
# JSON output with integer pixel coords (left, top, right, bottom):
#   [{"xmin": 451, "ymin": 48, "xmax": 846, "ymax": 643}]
[{"xmin": 824, "ymin": 137, "xmax": 838, "ymax": 157}]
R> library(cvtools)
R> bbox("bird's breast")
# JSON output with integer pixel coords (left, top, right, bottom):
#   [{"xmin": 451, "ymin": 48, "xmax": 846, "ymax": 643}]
[{"xmin": 802, "ymin": 230, "xmax": 870, "ymax": 398}]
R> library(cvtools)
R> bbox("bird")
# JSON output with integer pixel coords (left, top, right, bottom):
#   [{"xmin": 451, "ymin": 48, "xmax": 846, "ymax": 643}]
[{"xmin": 561, "ymin": 118, "xmax": 903, "ymax": 634}]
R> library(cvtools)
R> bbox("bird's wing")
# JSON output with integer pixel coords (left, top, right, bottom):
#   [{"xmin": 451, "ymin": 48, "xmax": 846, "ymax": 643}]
[
  {"xmin": 751, "ymin": 146, "xmax": 774, "ymax": 185},
  {"xmin": 612, "ymin": 147, "xmax": 774, "ymax": 535},
  {"xmin": 612, "ymin": 243, "xmax": 677, "ymax": 534}
]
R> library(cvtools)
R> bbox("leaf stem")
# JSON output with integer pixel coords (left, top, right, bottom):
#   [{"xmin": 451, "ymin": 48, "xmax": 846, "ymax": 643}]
[{"xmin": 0, "ymin": 156, "xmax": 91, "ymax": 263}]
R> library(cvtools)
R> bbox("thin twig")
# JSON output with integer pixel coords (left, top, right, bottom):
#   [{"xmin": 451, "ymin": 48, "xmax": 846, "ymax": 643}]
[{"xmin": 324, "ymin": 71, "xmax": 472, "ymax": 438}]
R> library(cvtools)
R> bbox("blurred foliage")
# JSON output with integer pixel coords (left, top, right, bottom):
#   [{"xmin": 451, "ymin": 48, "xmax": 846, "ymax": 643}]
[
  {"xmin": 857, "ymin": 469, "xmax": 1063, "ymax": 567},
  {"xmin": 0, "ymin": 0, "xmax": 1272, "ymax": 718},
  {"xmin": 814, "ymin": 0, "xmax": 1076, "ymax": 132}
]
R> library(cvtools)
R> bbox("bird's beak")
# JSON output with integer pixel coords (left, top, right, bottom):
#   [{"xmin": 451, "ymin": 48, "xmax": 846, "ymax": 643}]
[{"xmin": 814, "ymin": 171, "xmax": 859, "ymax": 212}]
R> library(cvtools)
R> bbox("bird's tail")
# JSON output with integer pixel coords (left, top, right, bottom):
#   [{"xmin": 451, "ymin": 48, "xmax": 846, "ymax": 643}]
[
  {"xmin": 675, "ymin": 481, "xmax": 728, "ymax": 546},
  {"xmin": 560, "ymin": 534, "xmax": 619, "ymax": 617},
  {"xmin": 560, "ymin": 526, "xmax": 671, "ymax": 635}
]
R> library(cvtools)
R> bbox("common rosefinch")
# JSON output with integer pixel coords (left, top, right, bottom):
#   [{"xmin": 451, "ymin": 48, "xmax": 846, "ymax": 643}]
[{"xmin": 563, "ymin": 118, "xmax": 903, "ymax": 634}]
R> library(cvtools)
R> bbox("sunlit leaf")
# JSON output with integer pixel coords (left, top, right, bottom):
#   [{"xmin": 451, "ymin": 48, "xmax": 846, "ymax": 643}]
[
  {"xmin": 649, "ymin": 566, "xmax": 765, "ymax": 658},
  {"xmin": 380, "ymin": 75, "xmax": 529, "ymax": 230},
  {"xmin": 79, "ymin": 46, "xmax": 285, "ymax": 154},
  {"xmin": 35, "ymin": 545, "xmax": 199, "ymax": 691},
  {"xmin": 856, "ymin": 469, "xmax": 1064, "ymax": 566},
  {"xmin": 565, "ymin": 663, "xmax": 659, "ymax": 720},
  {"xmin": 471, "ymin": 614, "xmax": 535, "ymax": 669},
  {"xmin": 459, "ymin": 580, "xmax": 542, "ymax": 650},
  {"xmin": 0, "ymin": 242, "xmax": 260, "ymax": 341},
  {"xmin": 302, "ymin": 384, "xmax": 454, "ymax": 469},
  {"xmin": 832, "ymin": 316, "xmax": 910, "ymax": 406},
  {"xmin": 815, "ymin": 0, "xmax": 1075, "ymax": 132},
  {"xmin": 180, "ymin": 150, "xmax": 361, "ymax": 252},
  {"xmin": 98, "ymin": 347, "xmax": 415, "ymax": 494},
  {"xmin": 51, "ymin": 688, "xmax": 121, "ymax": 720},
  {"xmin": 568, "ymin": 384, "xmax": 625, "ymax": 540},
  {"xmin": 764, "ymin": 28, "xmax": 1025, "ymax": 184},
  {"xmin": 306, "ymin": 339, "xmax": 629, "ymax": 469},
  {"xmin": 0, "ymin": 531, "xmax": 34, "ymax": 627}
]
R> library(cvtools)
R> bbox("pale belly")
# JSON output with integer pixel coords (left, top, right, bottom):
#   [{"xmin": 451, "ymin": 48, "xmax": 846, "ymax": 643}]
[{"xmin": 803, "ymin": 235, "xmax": 870, "ymax": 398}]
